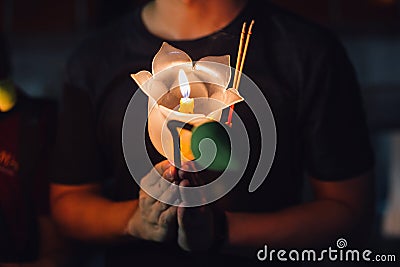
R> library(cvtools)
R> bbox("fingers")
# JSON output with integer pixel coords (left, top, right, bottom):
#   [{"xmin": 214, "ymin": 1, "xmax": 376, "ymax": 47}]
[
  {"xmin": 138, "ymin": 190, "xmax": 154, "ymax": 216},
  {"xmin": 139, "ymin": 164, "xmax": 180, "ymax": 225},
  {"xmin": 178, "ymin": 178, "xmax": 207, "ymax": 206},
  {"xmin": 140, "ymin": 167, "xmax": 163, "ymax": 189},
  {"xmin": 178, "ymin": 162, "xmax": 195, "ymax": 181},
  {"xmin": 139, "ymin": 189, "xmax": 178, "ymax": 227},
  {"xmin": 162, "ymin": 166, "xmax": 177, "ymax": 183},
  {"xmin": 159, "ymin": 205, "xmax": 178, "ymax": 226},
  {"xmin": 140, "ymin": 160, "xmax": 171, "ymax": 188},
  {"xmin": 154, "ymin": 160, "xmax": 172, "ymax": 174},
  {"xmin": 158, "ymin": 181, "xmax": 180, "ymax": 204},
  {"xmin": 177, "ymin": 205, "xmax": 186, "ymax": 230},
  {"xmin": 141, "ymin": 163, "xmax": 176, "ymax": 203},
  {"xmin": 148, "ymin": 183, "xmax": 180, "ymax": 223},
  {"xmin": 177, "ymin": 180, "xmax": 197, "ymax": 229}
]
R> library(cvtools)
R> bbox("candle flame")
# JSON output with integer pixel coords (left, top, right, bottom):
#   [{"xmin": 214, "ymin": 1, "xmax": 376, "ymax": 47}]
[{"xmin": 179, "ymin": 69, "xmax": 190, "ymax": 99}]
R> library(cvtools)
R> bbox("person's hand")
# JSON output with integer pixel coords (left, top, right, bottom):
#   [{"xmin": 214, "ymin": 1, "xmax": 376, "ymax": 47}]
[
  {"xmin": 126, "ymin": 161, "xmax": 179, "ymax": 242},
  {"xmin": 176, "ymin": 164, "xmax": 216, "ymax": 251}
]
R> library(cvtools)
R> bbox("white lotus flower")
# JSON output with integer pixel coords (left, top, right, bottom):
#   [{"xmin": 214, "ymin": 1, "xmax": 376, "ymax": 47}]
[{"xmin": 130, "ymin": 42, "xmax": 244, "ymax": 162}]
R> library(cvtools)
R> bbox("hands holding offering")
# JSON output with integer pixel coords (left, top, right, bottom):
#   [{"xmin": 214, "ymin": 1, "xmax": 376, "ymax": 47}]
[
  {"xmin": 126, "ymin": 160, "xmax": 226, "ymax": 252},
  {"xmin": 125, "ymin": 161, "xmax": 179, "ymax": 242}
]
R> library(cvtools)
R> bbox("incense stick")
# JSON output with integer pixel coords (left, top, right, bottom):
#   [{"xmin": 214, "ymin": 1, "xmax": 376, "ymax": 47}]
[
  {"xmin": 233, "ymin": 22, "xmax": 247, "ymax": 89},
  {"xmin": 226, "ymin": 20, "xmax": 255, "ymax": 127},
  {"xmin": 235, "ymin": 20, "xmax": 254, "ymax": 89}
]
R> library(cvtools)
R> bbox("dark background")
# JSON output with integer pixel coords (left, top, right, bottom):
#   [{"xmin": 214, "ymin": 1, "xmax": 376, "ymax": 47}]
[{"xmin": 1, "ymin": 0, "xmax": 399, "ymax": 265}]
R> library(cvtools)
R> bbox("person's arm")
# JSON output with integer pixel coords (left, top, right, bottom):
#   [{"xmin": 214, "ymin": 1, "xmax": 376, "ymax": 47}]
[
  {"xmin": 50, "ymin": 183, "xmax": 137, "ymax": 242},
  {"xmin": 225, "ymin": 171, "xmax": 374, "ymax": 250},
  {"xmin": 50, "ymin": 161, "xmax": 178, "ymax": 243},
  {"xmin": 176, "ymin": 171, "xmax": 373, "ymax": 253}
]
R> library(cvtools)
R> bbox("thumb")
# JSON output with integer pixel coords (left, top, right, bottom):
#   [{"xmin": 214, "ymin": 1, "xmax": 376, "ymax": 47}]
[
  {"xmin": 177, "ymin": 204, "xmax": 186, "ymax": 228},
  {"xmin": 154, "ymin": 160, "xmax": 171, "ymax": 175}
]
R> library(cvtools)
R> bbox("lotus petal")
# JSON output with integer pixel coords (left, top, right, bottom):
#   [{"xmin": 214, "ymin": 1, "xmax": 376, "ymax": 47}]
[
  {"xmin": 152, "ymin": 42, "xmax": 192, "ymax": 75},
  {"xmin": 194, "ymin": 55, "xmax": 231, "ymax": 89}
]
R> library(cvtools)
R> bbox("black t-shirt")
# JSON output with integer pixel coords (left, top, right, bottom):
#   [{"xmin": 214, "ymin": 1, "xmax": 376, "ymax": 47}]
[{"xmin": 52, "ymin": 1, "xmax": 374, "ymax": 266}]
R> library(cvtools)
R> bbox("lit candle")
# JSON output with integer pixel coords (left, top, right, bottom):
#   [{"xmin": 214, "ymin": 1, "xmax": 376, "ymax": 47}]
[
  {"xmin": 178, "ymin": 69, "xmax": 194, "ymax": 114},
  {"xmin": 177, "ymin": 69, "xmax": 194, "ymax": 161}
]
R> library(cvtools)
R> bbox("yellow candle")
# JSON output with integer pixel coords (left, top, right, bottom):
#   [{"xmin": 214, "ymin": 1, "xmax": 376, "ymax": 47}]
[{"xmin": 179, "ymin": 97, "xmax": 194, "ymax": 113}]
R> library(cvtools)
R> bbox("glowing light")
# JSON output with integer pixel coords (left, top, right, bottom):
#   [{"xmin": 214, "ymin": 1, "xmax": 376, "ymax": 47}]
[{"xmin": 179, "ymin": 69, "xmax": 190, "ymax": 98}]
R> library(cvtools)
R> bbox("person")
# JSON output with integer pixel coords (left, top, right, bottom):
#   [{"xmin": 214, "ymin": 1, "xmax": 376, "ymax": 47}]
[
  {"xmin": 0, "ymin": 33, "xmax": 68, "ymax": 266},
  {"xmin": 50, "ymin": 0, "xmax": 375, "ymax": 266}
]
